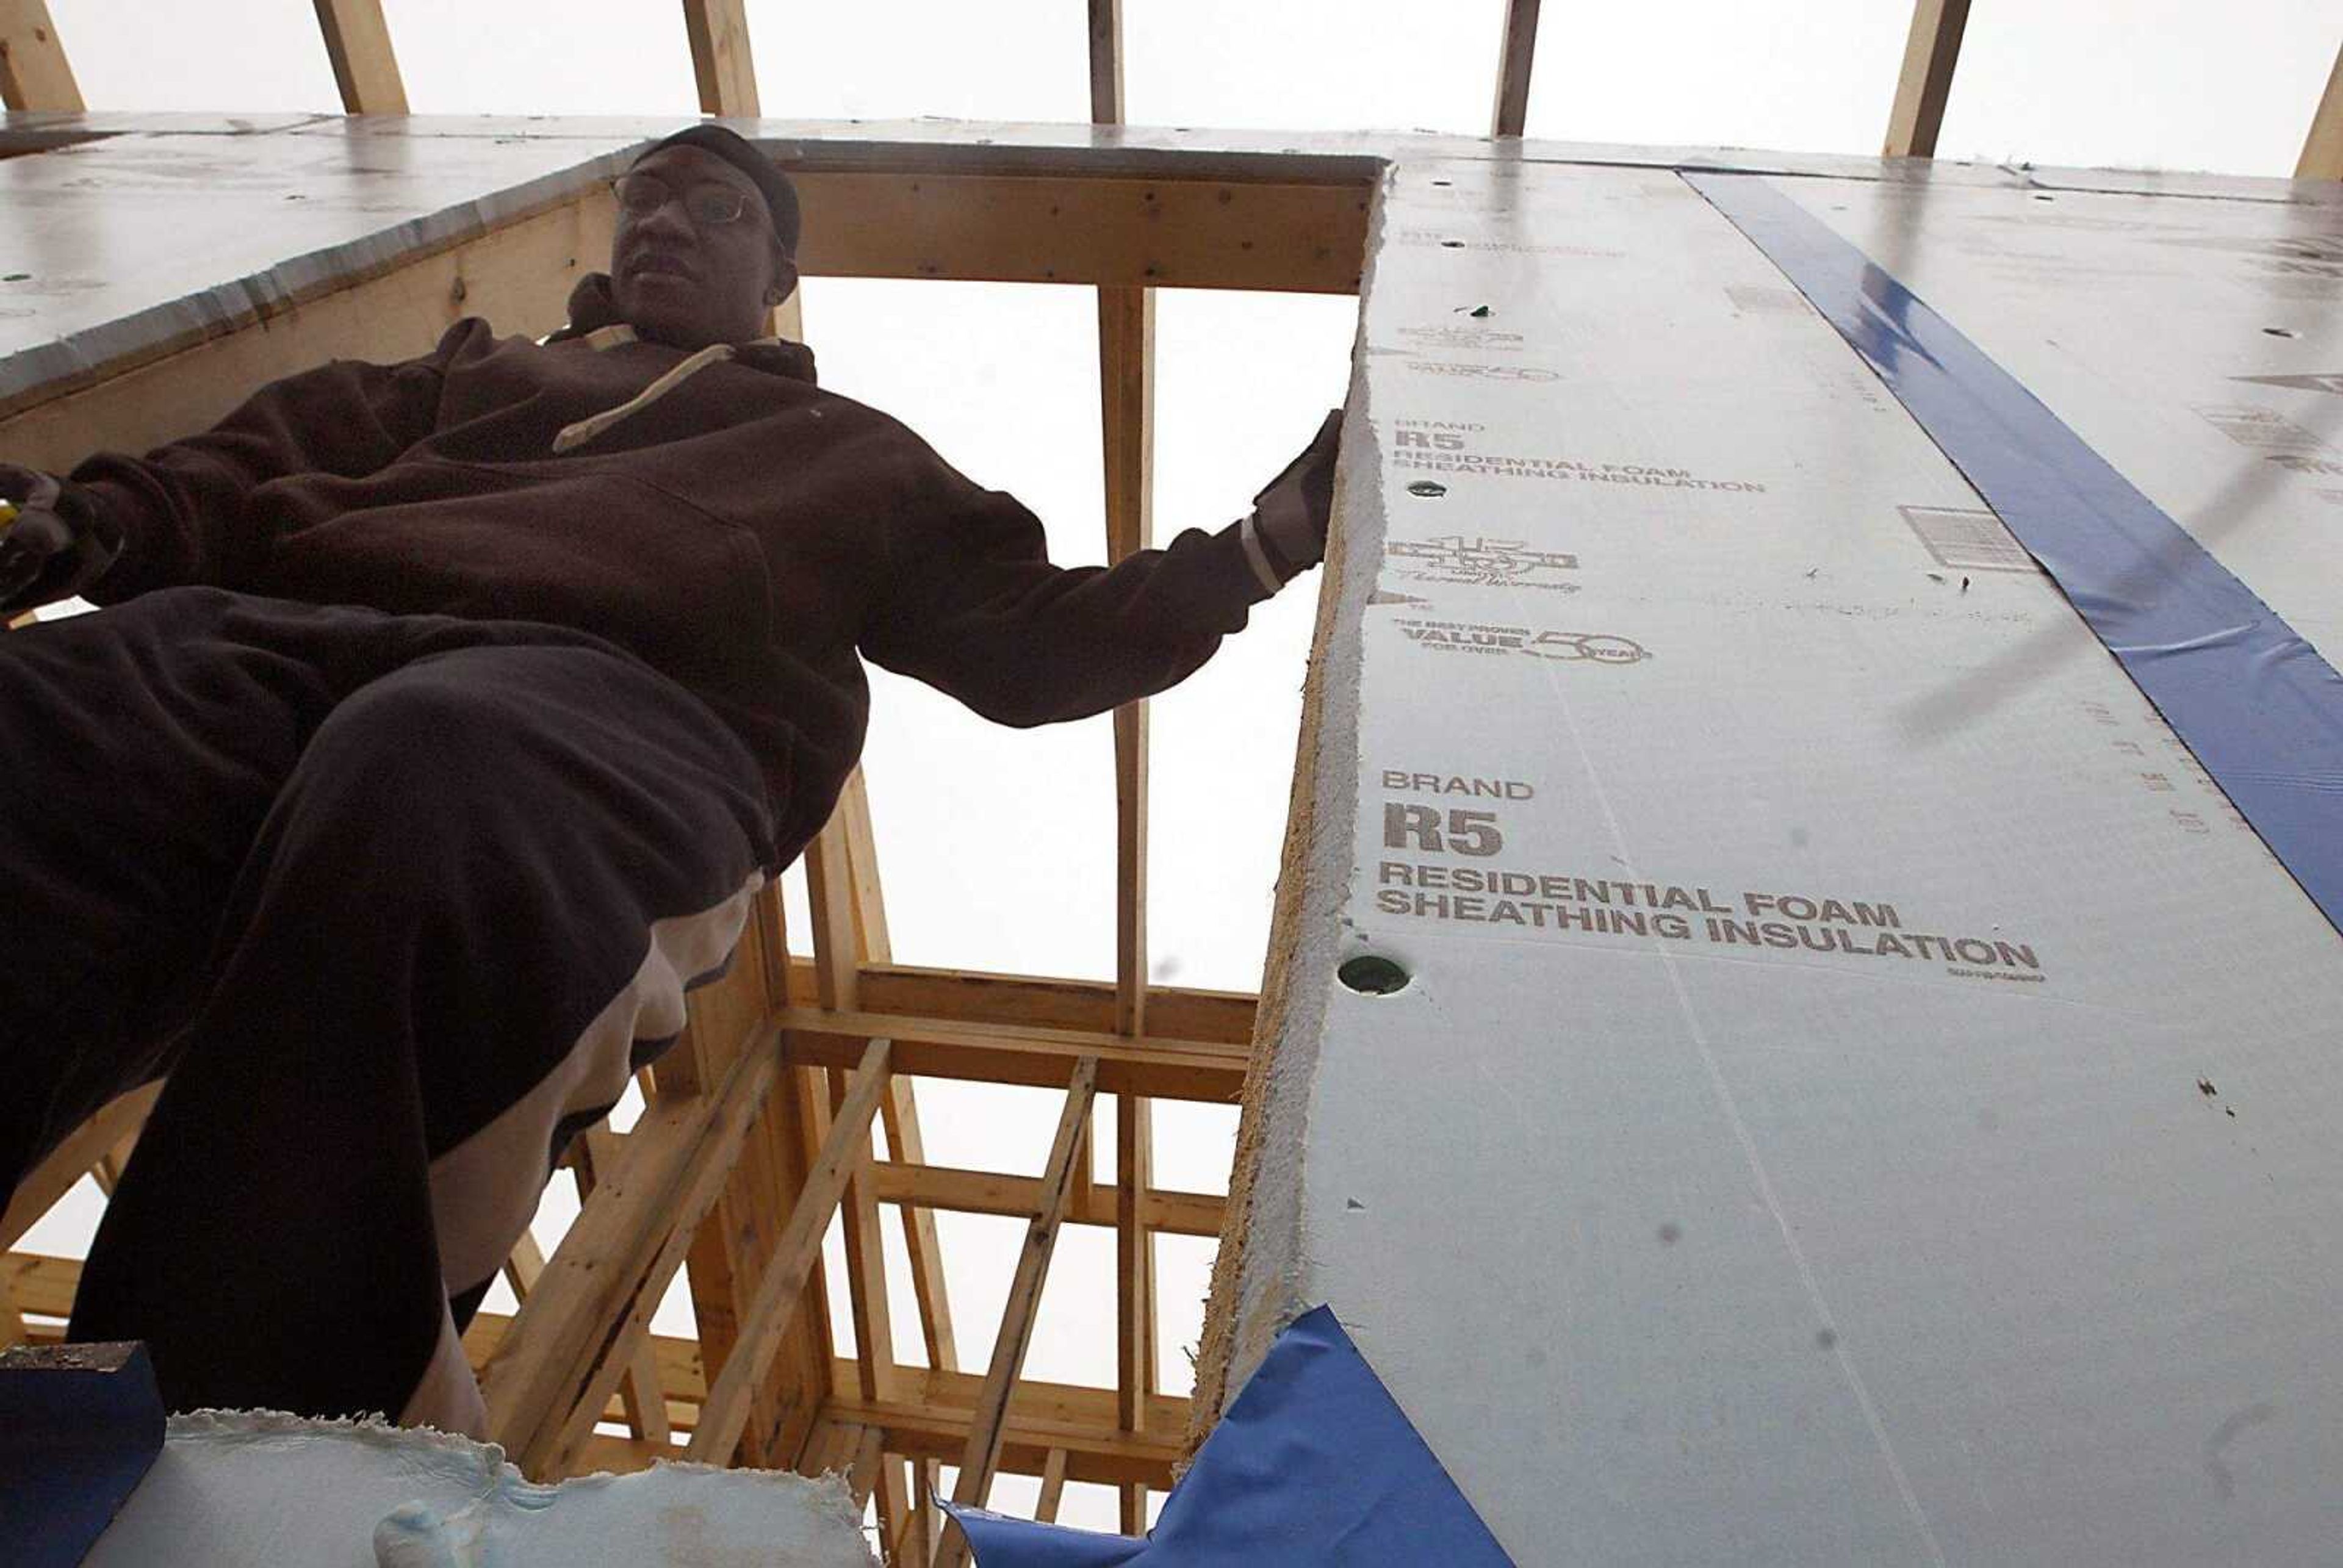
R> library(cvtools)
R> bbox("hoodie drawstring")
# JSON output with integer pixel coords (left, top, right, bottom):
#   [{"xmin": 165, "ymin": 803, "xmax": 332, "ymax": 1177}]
[{"xmin": 552, "ymin": 342, "xmax": 736, "ymax": 455}]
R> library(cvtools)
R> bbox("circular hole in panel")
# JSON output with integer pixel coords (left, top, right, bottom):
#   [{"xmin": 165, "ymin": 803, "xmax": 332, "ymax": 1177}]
[
  {"xmin": 1406, "ymin": 480, "xmax": 1449, "ymax": 498},
  {"xmin": 1338, "ymin": 954, "xmax": 1412, "ymax": 995}
]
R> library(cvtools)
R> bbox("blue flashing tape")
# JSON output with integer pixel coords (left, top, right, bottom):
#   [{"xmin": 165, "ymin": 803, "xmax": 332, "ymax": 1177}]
[
  {"xmin": 1685, "ymin": 170, "xmax": 2343, "ymax": 939},
  {"xmin": 941, "ymin": 1305, "xmax": 1513, "ymax": 1567}
]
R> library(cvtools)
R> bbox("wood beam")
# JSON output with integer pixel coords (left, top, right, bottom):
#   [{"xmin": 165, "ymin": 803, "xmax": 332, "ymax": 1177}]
[
  {"xmin": 1883, "ymin": 0, "xmax": 1971, "ymax": 159},
  {"xmin": 675, "ymin": 897, "xmax": 832, "ymax": 1468},
  {"xmin": 1088, "ymin": 1, "xmax": 1123, "ymax": 124},
  {"xmin": 312, "ymin": 0, "xmax": 408, "ymax": 115},
  {"xmin": 1115, "ymin": 1091, "xmax": 1155, "ymax": 1534},
  {"xmin": 480, "ymin": 1024, "xmax": 779, "ymax": 1475},
  {"xmin": 846, "ymin": 963, "xmax": 1256, "ymax": 1047},
  {"xmin": 2300, "ymin": 41, "xmax": 2343, "ymax": 180},
  {"xmin": 0, "ymin": 0, "xmax": 79, "ymax": 112},
  {"xmin": 682, "ymin": 0, "xmax": 760, "ymax": 117},
  {"xmin": 873, "ymin": 1159, "xmax": 1223, "ymax": 1239},
  {"xmin": 941, "ymin": 1058, "xmax": 1100, "ymax": 1558},
  {"xmin": 0, "ymin": 190, "xmax": 617, "ymax": 463},
  {"xmin": 575, "ymin": 1127, "xmax": 674, "ymax": 1447},
  {"xmin": 829, "ymin": 1359, "xmax": 1182, "ymax": 1490},
  {"xmin": 1035, "ymin": 1447, "xmax": 1070, "ymax": 1523},
  {"xmin": 1, "ymin": 1084, "xmax": 159, "ymax": 1251},
  {"xmin": 1490, "ymin": 0, "xmax": 1541, "ymax": 139},
  {"xmin": 832, "ymin": 1063, "xmax": 899, "ymax": 1407},
  {"xmin": 685, "ymin": 1037, "xmax": 891, "ymax": 1463},
  {"xmin": 1099, "ymin": 284, "xmax": 1154, "ymax": 1039},
  {"xmin": 803, "ymin": 819, "xmax": 862, "ymax": 1013},
  {"xmin": 776, "ymin": 1005, "xmax": 1246, "ymax": 1103},
  {"xmin": 834, "ymin": 767, "xmax": 960, "ymax": 1376},
  {"xmin": 789, "ymin": 171, "xmax": 1368, "ymax": 295}
]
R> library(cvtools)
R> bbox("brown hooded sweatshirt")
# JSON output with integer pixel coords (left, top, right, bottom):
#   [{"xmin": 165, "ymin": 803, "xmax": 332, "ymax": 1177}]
[{"xmin": 74, "ymin": 276, "xmax": 1283, "ymax": 860}]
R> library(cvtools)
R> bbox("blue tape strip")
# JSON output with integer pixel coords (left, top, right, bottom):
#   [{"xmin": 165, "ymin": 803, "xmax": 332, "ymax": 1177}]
[
  {"xmin": 1685, "ymin": 170, "xmax": 2343, "ymax": 937},
  {"xmin": 941, "ymin": 1305, "xmax": 1513, "ymax": 1567}
]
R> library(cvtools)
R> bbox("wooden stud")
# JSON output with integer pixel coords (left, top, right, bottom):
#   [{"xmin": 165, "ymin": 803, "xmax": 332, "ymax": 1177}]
[
  {"xmin": 940, "ymin": 1058, "xmax": 1101, "ymax": 1561},
  {"xmin": 846, "ymin": 1422, "xmax": 885, "ymax": 1507},
  {"xmin": 674, "ymin": 898, "xmax": 831, "ymax": 1467},
  {"xmin": 1, "ymin": 1084, "xmax": 159, "ymax": 1251},
  {"xmin": 832, "ymin": 1064, "xmax": 899, "ymax": 1406},
  {"xmin": 681, "ymin": 0, "xmax": 760, "ymax": 117},
  {"xmin": 1490, "ymin": 0, "xmax": 1541, "ymax": 138},
  {"xmin": 1098, "ymin": 284, "xmax": 1155, "ymax": 1040},
  {"xmin": 803, "ymin": 818, "xmax": 862, "ymax": 1013},
  {"xmin": 1115, "ymin": 1092, "xmax": 1155, "ymax": 1534},
  {"xmin": 874, "ymin": 1159, "xmax": 1225, "ymax": 1238},
  {"xmin": 572, "ymin": 1127, "xmax": 674, "ymax": 1447},
  {"xmin": 835, "ymin": 765, "xmax": 961, "ymax": 1377},
  {"xmin": 684, "ymin": 1037, "xmax": 892, "ymax": 1464},
  {"xmin": 0, "ymin": 0, "xmax": 79, "ymax": 112},
  {"xmin": 2, "ymin": 1275, "xmax": 26, "ymax": 1350},
  {"xmin": 2300, "ymin": 41, "xmax": 2343, "ymax": 180},
  {"xmin": 311, "ymin": 0, "xmax": 408, "ymax": 115},
  {"xmin": 1034, "ymin": 1447, "xmax": 1070, "ymax": 1523},
  {"xmin": 788, "ymin": 170, "xmax": 1368, "ymax": 296},
  {"xmin": 1883, "ymin": 0, "xmax": 1972, "ymax": 159},
  {"xmin": 871, "ymin": 1442, "xmax": 913, "ymax": 1556},
  {"xmin": 779, "ymin": 1005, "xmax": 1246, "ymax": 1104},
  {"xmin": 826, "ymin": 1356, "xmax": 1180, "ymax": 1489},
  {"xmin": 481, "ymin": 1027, "xmax": 779, "ymax": 1476},
  {"xmin": 848, "ymin": 964, "xmax": 1256, "ymax": 1046},
  {"xmin": 1089, "ymin": 0, "xmax": 1125, "ymax": 125}
]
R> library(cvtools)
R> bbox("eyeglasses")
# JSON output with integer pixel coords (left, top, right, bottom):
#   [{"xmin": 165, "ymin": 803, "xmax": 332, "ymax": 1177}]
[{"xmin": 612, "ymin": 173, "xmax": 755, "ymax": 228}]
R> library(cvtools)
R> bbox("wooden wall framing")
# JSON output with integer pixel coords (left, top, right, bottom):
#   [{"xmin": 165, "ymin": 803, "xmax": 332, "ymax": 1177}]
[{"xmin": 0, "ymin": 104, "xmax": 1350, "ymax": 1562}]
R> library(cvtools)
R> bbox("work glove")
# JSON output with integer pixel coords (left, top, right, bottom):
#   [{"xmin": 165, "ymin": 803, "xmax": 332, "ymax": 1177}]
[
  {"xmin": 1240, "ymin": 408, "xmax": 1342, "ymax": 592},
  {"xmin": 0, "ymin": 464, "xmax": 117, "ymax": 614}
]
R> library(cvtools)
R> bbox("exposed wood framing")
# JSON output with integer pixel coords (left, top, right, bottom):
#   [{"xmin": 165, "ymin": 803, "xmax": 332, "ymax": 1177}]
[
  {"xmin": 830, "ymin": 1061, "xmax": 899, "ymax": 1406},
  {"xmin": 2301, "ymin": 41, "xmax": 2343, "ymax": 180},
  {"xmin": 480, "ymin": 1021, "xmax": 780, "ymax": 1476},
  {"xmin": 1087, "ymin": 0, "xmax": 1123, "ymax": 125},
  {"xmin": 831, "ymin": 768, "xmax": 960, "ymax": 1375},
  {"xmin": 875, "ymin": 1159, "xmax": 1223, "ymax": 1238},
  {"xmin": 778, "ymin": 1005, "xmax": 1247, "ymax": 1102},
  {"xmin": 789, "ymin": 171, "xmax": 1369, "ymax": 295},
  {"xmin": 0, "ymin": 190, "xmax": 617, "ymax": 465},
  {"xmin": 311, "ymin": 0, "xmax": 408, "ymax": 115},
  {"xmin": 1883, "ymin": 0, "xmax": 1971, "ymax": 159},
  {"xmin": 1, "ymin": 1084, "xmax": 159, "ymax": 1251},
  {"xmin": 1490, "ymin": 0, "xmax": 1541, "ymax": 138},
  {"xmin": 675, "ymin": 893, "xmax": 833, "ymax": 1468},
  {"xmin": 574, "ymin": 1128, "xmax": 674, "ymax": 1445},
  {"xmin": 0, "ymin": 0, "xmax": 79, "ymax": 112},
  {"xmin": 1099, "ymin": 286, "xmax": 1155, "ymax": 1038},
  {"xmin": 681, "ymin": 0, "xmax": 760, "ymax": 117},
  {"xmin": 1115, "ymin": 1091, "xmax": 1156, "ymax": 1533},
  {"xmin": 686, "ymin": 1037, "xmax": 891, "ymax": 1462},
  {"xmin": 847, "ymin": 963, "xmax": 1256, "ymax": 1045},
  {"xmin": 1035, "ymin": 1447, "xmax": 1070, "ymax": 1522},
  {"xmin": 940, "ymin": 1057, "xmax": 1101, "ymax": 1565},
  {"xmin": 0, "ymin": 129, "xmax": 1316, "ymax": 1529}
]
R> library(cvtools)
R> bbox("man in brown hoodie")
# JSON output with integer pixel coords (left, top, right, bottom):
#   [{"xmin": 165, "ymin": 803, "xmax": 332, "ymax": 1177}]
[{"xmin": 0, "ymin": 126, "xmax": 1341, "ymax": 1434}]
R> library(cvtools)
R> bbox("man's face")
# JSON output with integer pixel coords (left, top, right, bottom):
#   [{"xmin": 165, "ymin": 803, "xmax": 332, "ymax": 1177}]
[{"xmin": 609, "ymin": 145, "xmax": 795, "ymax": 349}]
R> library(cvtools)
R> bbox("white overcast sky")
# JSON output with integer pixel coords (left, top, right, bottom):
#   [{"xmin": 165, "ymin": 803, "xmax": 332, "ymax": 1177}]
[{"xmin": 22, "ymin": 0, "xmax": 2343, "ymax": 1532}]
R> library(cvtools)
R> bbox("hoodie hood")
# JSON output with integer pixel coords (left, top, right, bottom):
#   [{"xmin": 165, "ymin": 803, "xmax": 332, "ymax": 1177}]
[{"xmin": 547, "ymin": 273, "xmax": 818, "ymax": 385}]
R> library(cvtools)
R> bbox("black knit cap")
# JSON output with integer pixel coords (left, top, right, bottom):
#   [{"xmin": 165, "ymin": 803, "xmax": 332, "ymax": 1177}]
[{"xmin": 636, "ymin": 125, "xmax": 801, "ymax": 254}]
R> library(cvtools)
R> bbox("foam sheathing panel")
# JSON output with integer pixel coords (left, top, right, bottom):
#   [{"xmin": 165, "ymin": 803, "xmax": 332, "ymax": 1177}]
[{"xmin": 1215, "ymin": 157, "xmax": 2343, "ymax": 1564}]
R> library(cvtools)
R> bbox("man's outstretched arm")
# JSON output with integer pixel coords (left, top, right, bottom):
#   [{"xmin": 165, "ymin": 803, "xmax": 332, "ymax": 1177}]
[{"xmin": 860, "ymin": 411, "xmax": 1342, "ymax": 727}]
